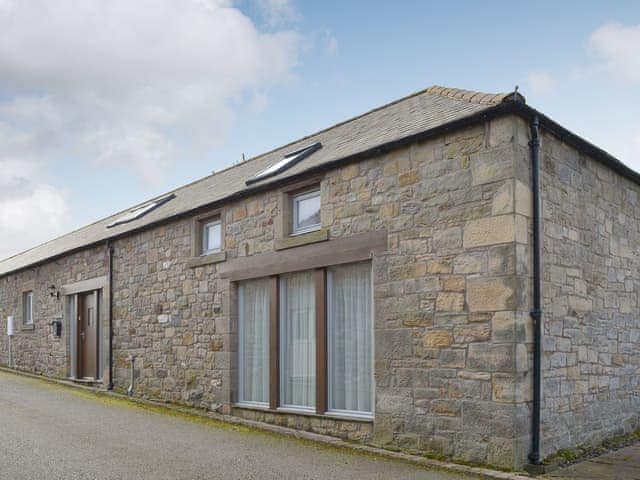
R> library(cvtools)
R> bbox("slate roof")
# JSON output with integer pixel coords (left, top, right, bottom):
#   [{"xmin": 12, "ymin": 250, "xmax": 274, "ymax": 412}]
[{"xmin": 0, "ymin": 85, "xmax": 524, "ymax": 275}]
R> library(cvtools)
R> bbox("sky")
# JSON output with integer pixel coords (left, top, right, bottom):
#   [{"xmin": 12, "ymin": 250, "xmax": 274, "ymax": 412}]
[{"xmin": 0, "ymin": 0, "xmax": 639, "ymax": 259}]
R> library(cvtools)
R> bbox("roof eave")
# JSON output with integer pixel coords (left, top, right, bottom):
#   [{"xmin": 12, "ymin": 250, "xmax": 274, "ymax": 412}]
[{"xmin": 1, "ymin": 101, "xmax": 638, "ymax": 277}]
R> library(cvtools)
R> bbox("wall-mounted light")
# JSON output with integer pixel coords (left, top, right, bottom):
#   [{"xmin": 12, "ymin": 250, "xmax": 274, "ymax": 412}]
[{"xmin": 48, "ymin": 284, "xmax": 59, "ymax": 299}]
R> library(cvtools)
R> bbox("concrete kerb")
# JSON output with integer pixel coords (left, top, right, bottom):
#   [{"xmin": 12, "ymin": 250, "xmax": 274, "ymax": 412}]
[{"xmin": 0, "ymin": 366, "xmax": 532, "ymax": 480}]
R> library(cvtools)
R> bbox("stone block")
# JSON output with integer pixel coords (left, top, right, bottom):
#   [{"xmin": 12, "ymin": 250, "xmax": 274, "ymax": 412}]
[
  {"xmin": 515, "ymin": 214, "xmax": 528, "ymax": 244},
  {"xmin": 453, "ymin": 324, "xmax": 490, "ymax": 343},
  {"xmin": 492, "ymin": 181, "xmax": 514, "ymax": 215},
  {"xmin": 433, "ymin": 227, "xmax": 462, "ymax": 250},
  {"xmin": 491, "ymin": 311, "xmax": 531, "ymax": 343},
  {"xmin": 453, "ymin": 252, "xmax": 486, "ymax": 274},
  {"xmin": 443, "ymin": 276, "xmax": 465, "ymax": 292},
  {"xmin": 466, "ymin": 277, "xmax": 516, "ymax": 312},
  {"xmin": 389, "ymin": 263, "xmax": 427, "ymax": 280},
  {"xmin": 488, "ymin": 244, "xmax": 516, "ymax": 275},
  {"xmin": 514, "ymin": 180, "xmax": 532, "ymax": 216},
  {"xmin": 377, "ymin": 391, "xmax": 413, "ymax": 414},
  {"xmin": 423, "ymin": 330, "xmax": 453, "ymax": 348},
  {"xmin": 430, "ymin": 399, "xmax": 460, "ymax": 416},
  {"xmin": 462, "ymin": 401, "xmax": 528, "ymax": 437},
  {"xmin": 401, "ymin": 311, "xmax": 433, "ymax": 327},
  {"xmin": 492, "ymin": 373, "xmax": 531, "ymax": 403},
  {"xmin": 467, "ymin": 343, "xmax": 515, "ymax": 372},
  {"xmin": 463, "ymin": 215, "xmax": 515, "ymax": 248},
  {"xmin": 440, "ymin": 349, "xmax": 466, "ymax": 368},
  {"xmin": 398, "ymin": 170, "xmax": 420, "ymax": 186},
  {"xmin": 378, "ymin": 329, "xmax": 413, "ymax": 358},
  {"xmin": 341, "ymin": 164, "xmax": 360, "ymax": 181},
  {"xmin": 427, "ymin": 259, "xmax": 453, "ymax": 274},
  {"xmin": 470, "ymin": 146, "xmax": 515, "ymax": 186},
  {"xmin": 435, "ymin": 293, "xmax": 464, "ymax": 312}
]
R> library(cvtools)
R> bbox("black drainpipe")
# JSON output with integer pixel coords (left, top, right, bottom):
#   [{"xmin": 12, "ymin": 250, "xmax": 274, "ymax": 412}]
[
  {"xmin": 529, "ymin": 115, "xmax": 542, "ymax": 465},
  {"xmin": 107, "ymin": 243, "xmax": 114, "ymax": 391}
]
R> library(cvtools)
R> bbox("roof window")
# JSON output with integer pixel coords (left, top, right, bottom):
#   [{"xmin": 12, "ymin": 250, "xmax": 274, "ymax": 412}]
[
  {"xmin": 246, "ymin": 142, "xmax": 322, "ymax": 185},
  {"xmin": 106, "ymin": 194, "xmax": 175, "ymax": 229}
]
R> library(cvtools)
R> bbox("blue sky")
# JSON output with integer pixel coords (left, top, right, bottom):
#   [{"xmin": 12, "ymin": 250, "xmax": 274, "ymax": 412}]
[{"xmin": 0, "ymin": 0, "xmax": 639, "ymax": 258}]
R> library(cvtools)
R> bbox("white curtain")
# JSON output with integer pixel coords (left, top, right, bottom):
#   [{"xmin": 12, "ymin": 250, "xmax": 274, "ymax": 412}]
[
  {"xmin": 280, "ymin": 271, "xmax": 315, "ymax": 409},
  {"xmin": 328, "ymin": 263, "xmax": 372, "ymax": 414},
  {"xmin": 239, "ymin": 278, "xmax": 270, "ymax": 404}
]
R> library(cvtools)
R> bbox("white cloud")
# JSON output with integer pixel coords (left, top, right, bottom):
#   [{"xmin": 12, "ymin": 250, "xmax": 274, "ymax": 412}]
[
  {"xmin": 0, "ymin": 120, "xmax": 70, "ymax": 259},
  {"xmin": 255, "ymin": 0, "xmax": 299, "ymax": 26},
  {"xmin": 525, "ymin": 71, "xmax": 557, "ymax": 95},
  {"xmin": 0, "ymin": 0, "xmax": 302, "ymax": 258},
  {"xmin": 0, "ymin": 0, "xmax": 301, "ymax": 184},
  {"xmin": 588, "ymin": 22, "xmax": 640, "ymax": 83},
  {"xmin": 0, "ymin": 183, "xmax": 69, "ymax": 255}
]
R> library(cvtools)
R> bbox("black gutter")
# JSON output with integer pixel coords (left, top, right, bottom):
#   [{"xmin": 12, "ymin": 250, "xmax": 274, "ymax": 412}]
[
  {"xmin": 2, "ymin": 99, "xmax": 640, "ymax": 279},
  {"xmin": 107, "ymin": 242, "xmax": 114, "ymax": 391},
  {"xmin": 528, "ymin": 116, "xmax": 542, "ymax": 465},
  {"xmin": 0, "ymin": 101, "xmax": 521, "ymax": 279}
]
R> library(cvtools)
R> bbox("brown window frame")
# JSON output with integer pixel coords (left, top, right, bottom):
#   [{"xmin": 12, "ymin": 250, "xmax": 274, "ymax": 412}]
[
  {"xmin": 188, "ymin": 209, "xmax": 227, "ymax": 268},
  {"xmin": 274, "ymin": 177, "xmax": 328, "ymax": 251},
  {"xmin": 239, "ymin": 263, "xmax": 374, "ymax": 418},
  {"xmin": 265, "ymin": 269, "xmax": 326, "ymax": 414}
]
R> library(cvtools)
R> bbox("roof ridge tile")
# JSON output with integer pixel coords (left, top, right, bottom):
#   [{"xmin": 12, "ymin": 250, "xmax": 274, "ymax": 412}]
[{"xmin": 425, "ymin": 85, "xmax": 513, "ymax": 105}]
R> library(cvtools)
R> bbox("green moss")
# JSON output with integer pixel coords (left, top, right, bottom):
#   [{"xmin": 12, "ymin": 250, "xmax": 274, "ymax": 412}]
[{"xmin": 545, "ymin": 428, "xmax": 640, "ymax": 466}]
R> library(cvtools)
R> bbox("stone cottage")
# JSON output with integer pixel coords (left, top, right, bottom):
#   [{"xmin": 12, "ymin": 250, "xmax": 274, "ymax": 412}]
[{"xmin": 0, "ymin": 85, "xmax": 638, "ymax": 470}]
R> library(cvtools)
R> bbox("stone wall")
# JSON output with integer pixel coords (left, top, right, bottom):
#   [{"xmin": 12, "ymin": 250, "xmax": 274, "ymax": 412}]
[
  {"xmin": 539, "ymin": 128, "xmax": 640, "ymax": 457},
  {"xmin": 0, "ymin": 246, "xmax": 108, "ymax": 378},
  {"xmin": 0, "ymin": 116, "xmax": 533, "ymax": 469}
]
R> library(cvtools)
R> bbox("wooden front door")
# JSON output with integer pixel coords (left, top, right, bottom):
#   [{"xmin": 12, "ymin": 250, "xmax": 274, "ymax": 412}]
[{"xmin": 78, "ymin": 291, "xmax": 99, "ymax": 379}]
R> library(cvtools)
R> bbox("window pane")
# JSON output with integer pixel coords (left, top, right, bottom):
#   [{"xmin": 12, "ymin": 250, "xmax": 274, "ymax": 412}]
[
  {"xmin": 239, "ymin": 278, "xmax": 270, "ymax": 404},
  {"xmin": 280, "ymin": 271, "xmax": 315, "ymax": 409},
  {"xmin": 328, "ymin": 263, "xmax": 372, "ymax": 414},
  {"xmin": 203, "ymin": 221, "xmax": 221, "ymax": 253},
  {"xmin": 294, "ymin": 191, "xmax": 320, "ymax": 232},
  {"xmin": 24, "ymin": 292, "xmax": 33, "ymax": 325}
]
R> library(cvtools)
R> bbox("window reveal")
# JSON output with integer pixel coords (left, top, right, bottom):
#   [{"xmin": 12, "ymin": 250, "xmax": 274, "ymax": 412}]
[{"xmin": 236, "ymin": 262, "xmax": 373, "ymax": 417}]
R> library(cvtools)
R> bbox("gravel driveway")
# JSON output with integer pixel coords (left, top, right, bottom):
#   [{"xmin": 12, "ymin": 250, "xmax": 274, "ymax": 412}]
[{"xmin": 0, "ymin": 370, "xmax": 475, "ymax": 480}]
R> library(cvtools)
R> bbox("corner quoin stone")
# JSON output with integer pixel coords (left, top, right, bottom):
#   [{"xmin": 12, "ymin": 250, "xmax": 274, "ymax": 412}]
[
  {"xmin": 466, "ymin": 276, "xmax": 516, "ymax": 312},
  {"xmin": 463, "ymin": 215, "xmax": 515, "ymax": 249}
]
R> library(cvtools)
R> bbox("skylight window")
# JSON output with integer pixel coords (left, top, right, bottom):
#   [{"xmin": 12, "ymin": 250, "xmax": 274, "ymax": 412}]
[
  {"xmin": 106, "ymin": 194, "xmax": 175, "ymax": 229},
  {"xmin": 246, "ymin": 142, "xmax": 322, "ymax": 185}
]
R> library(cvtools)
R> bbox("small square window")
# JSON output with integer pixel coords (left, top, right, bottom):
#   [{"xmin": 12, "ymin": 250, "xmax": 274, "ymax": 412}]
[
  {"xmin": 23, "ymin": 291, "xmax": 33, "ymax": 325},
  {"xmin": 292, "ymin": 189, "xmax": 321, "ymax": 235},
  {"xmin": 202, "ymin": 219, "xmax": 221, "ymax": 255}
]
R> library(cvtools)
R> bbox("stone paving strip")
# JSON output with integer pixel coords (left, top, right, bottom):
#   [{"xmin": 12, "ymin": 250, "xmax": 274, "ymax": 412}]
[
  {"xmin": 542, "ymin": 443, "xmax": 640, "ymax": 480},
  {"xmin": 0, "ymin": 367, "xmax": 530, "ymax": 480}
]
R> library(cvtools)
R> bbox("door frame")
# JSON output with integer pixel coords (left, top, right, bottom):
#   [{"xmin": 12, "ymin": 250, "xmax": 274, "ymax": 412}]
[{"xmin": 66, "ymin": 288, "xmax": 103, "ymax": 380}]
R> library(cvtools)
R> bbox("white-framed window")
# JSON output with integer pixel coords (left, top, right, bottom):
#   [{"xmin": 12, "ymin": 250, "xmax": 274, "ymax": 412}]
[
  {"xmin": 202, "ymin": 219, "xmax": 221, "ymax": 255},
  {"xmin": 327, "ymin": 263, "xmax": 373, "ymax": 417},
  {"xmin": 291, "ymin": 189, "xmax": 321, "ymax": 235},
  {"xmin": 23, "ymin": 291, "xmax": 33, "ymax": 325},
  {"xmin": 280, "ymin": 271, "xmax": 316, "ymax": 411},
  {"xmin": 235, "ymin": 262, "xmax": 373, "ymax": 418},
  {"xmin": 238, "ymin": 278, "xmax": 271, "ymax": 406}
]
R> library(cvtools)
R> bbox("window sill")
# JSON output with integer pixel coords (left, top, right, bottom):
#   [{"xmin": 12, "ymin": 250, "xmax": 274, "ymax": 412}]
[
  {"xmin": 186, "ymin": 250, "xmax": 226, "ymax": 268},
  {"xmin": 274, "ymin": 228, "xmax": 328, "ymax": 251},
  {"xmin": 232, "ymin": 403, "xmax": 373, "ymax": 423},
  {"xmin": 20, "ymin": 324, "xmax": 34, "ymax": 332}
]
